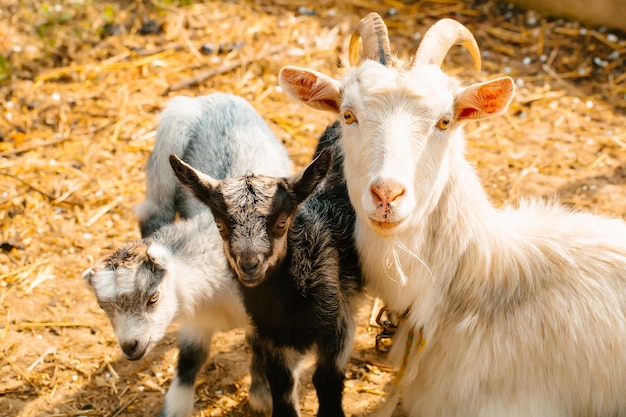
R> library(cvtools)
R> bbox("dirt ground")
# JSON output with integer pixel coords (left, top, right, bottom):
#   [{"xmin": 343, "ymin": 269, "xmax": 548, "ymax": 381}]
[{"xmin": 1, "ymin": 0, "xmax": 625, "ymax": 416}]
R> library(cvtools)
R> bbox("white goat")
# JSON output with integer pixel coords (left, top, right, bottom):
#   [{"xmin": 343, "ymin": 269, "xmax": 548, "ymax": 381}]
[
  {"xmin": 84, "ymin": 93, "xmax": 293, "ymax": 417},
  {"xmin": 278, "ymin": 13, "xmax": 626, "ymax": 417}
]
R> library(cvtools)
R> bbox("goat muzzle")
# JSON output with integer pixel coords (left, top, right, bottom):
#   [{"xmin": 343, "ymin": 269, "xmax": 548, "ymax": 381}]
[
  {"xmin": 236, "ymin": 255, "xmax": 267, "ymax": 287},
  {"xmin": 369, "ymin": 179, "xmax": 406, "ymax": 225},
  {"xmin": 370, "ymin": 180, "xmax": 405, "ymax": 206},
  {"xmin": 120, "ymin": 339, "xmax": 148, "ymax": 360}
]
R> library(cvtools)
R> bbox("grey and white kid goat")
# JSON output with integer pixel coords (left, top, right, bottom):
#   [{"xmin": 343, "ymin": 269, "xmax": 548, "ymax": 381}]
[
  {"xmin": 84, "ymin": 93, "xmax": 293, "ymax": 417},
  {"xmin": 278, "ymin": 13, "xmax": 626, "ymax": 417},
  {"xmin": 169, "ymin": 124, "xmax": 363, "ymax": 417},
  {"xmin": 134, "ymin": 93, "xmax": 292, "ymax": 238}
]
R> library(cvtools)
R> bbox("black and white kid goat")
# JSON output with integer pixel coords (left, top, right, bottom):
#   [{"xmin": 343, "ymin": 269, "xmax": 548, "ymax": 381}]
[
  {"xmin": 169, "ymin": 124, "xmax": 363, "ymax": 417},
  {"xmin": 84, "ymin": 93, "xmax": 293, "ymax": 417}
]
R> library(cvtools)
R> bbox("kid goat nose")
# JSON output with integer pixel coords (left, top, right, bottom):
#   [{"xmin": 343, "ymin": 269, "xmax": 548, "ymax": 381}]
[
  {"xmin": 240, "ymin": 256, "xmax": 260, "ymax": 274},
  {"xmin": 121, "ymin": 339, "xmax": 139, "ymax": 356},
  {"xmin": 370, "ymin": 179, "xmax": 405, "ymax": 207}
]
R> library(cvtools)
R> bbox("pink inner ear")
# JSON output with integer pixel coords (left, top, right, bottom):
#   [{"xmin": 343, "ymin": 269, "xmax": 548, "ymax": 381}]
[
  {"xmin": 280, "ymin": 67, "xmax": 340, "ymax": 113},
  {"xmin": 457, "ymin": 107, "xmax": 479, "ymax": 119},
  {"xmin": 282, "ymin": 68, "xmax": 317, "ymax": 102},
  {"xmin": 477, "ymin": 84, "xmax": 507, "ymax": 115},
  {"xmin": 456, "ymin": 78, "xmax": 514, "ymax": 121},
  {"xmin": 299, "ymin": 75, "xmax": 321, "ymax": 104}
]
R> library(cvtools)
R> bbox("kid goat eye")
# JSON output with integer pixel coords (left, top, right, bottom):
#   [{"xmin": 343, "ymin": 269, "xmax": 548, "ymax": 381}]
[{"xmin": 148, "ymin": 291, "xmax": 159, "ymax": 305}]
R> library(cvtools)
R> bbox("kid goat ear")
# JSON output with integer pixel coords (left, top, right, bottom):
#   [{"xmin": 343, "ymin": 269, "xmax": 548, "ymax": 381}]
[
  {"xmin": 169, "ymin": 154, "xmax": 219, "ymax": 205},
  {"xmin": 290, "ymin": 147, "xmax": 333, "ymax": 203},
  {"xmin": 82, "ymin": 268, "xmax": 95, "ymax": 285}
]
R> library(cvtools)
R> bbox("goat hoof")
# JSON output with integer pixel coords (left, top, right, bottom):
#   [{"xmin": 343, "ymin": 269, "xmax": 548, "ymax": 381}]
[{"xmin": 248, "ymin": 383, "xmax": 272, "ymax": 413}]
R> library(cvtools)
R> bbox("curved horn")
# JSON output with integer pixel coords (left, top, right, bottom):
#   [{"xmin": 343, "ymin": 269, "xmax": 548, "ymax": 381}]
[
  {"xmin": 413, "ymin": 18, "xmax": 481, "ymax": 72},
  {"xmin": 349, "ymin": 12, "xmax": 392, "ymax": 67}
]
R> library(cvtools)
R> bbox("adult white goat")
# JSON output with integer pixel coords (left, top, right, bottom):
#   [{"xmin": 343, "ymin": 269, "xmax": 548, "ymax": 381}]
[{"xmin": 278, "ymin": 13, "xmax": 626, "ymax": 417}]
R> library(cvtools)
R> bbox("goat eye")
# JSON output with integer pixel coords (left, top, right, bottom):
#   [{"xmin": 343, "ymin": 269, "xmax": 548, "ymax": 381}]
[
  {"xmin": 436, "ymin": 116, "xmax": 451, "ymax": 130},
  {"xmin": 275, "ymin": 218, "xmax": 287, "ymax": 230},
  {"xmin": 215, "ymin": 222, "xmax": 225, "ymax": 233},
  {"xmin": 148, "ymin": 291, "xmax": 159, "ymax": 305},
  {"xmin": 343, "ymin": 110, "xmax": 357, "ymax": 124}
]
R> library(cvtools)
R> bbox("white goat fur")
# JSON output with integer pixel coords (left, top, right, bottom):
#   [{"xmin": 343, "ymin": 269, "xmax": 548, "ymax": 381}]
[
  {"xmin": 84, "ymin": 93, "xmax": 293, "ymax": 417},
  {"xmin": 84, "ymin": 216, "xmax": 263, "ymax": 417},
  {"xmin": 279, "ymin": 19, "xmax": 626, "ymax": 417}
]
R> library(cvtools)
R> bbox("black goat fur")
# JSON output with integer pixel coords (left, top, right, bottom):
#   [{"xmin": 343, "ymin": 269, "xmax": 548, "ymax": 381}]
[{"xmin": 170, "ymin": 122, "xmax": 363, "ymax": 417}]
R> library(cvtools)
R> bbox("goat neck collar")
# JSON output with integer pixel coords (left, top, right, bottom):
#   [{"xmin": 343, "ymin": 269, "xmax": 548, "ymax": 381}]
[{"xmin": 374, "ymin": 305, "xmax": 426, "ymax": 385}]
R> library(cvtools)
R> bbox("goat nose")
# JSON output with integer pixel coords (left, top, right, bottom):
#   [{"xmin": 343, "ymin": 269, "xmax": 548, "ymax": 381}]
[
  {"xmin": 370, "ymin": 180, "xmax": 405, "ymax": 206},
  {"xmin": 240, "ymin": 256, "xmax": 260, "ymax": 274},
  {"xmin": 121, "ymin": 340, "xmax": 139, "ymax": 356}
]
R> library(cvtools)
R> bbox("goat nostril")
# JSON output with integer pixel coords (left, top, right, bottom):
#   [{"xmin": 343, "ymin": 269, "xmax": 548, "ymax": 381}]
[
  {"xmin": 121, "ymin": 340, "xmax": 138, "ymax": 355},
  {"xmin": 371, "ymin": 180, "xmax": 405, "ymax": 205},
  {"xmin": 240, "ymin": 257, "xmax": 260, "ymax": 274},
  {"xmin": 370, "ymin": 184, "xmax": 383, "ymax": 205},
  {"xmin": 390, "ymin": 186, "xmax": 405, "ymax": 202}
]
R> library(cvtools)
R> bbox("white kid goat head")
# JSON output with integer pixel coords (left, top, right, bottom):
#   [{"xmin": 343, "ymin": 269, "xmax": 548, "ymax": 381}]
[
  {"xmin": 279, "ymin": 13, "xmax": 515, "ymax": 236},
  {"xmin": 83, "ymin": 241, "xmax": 178, "ymax": 360}
]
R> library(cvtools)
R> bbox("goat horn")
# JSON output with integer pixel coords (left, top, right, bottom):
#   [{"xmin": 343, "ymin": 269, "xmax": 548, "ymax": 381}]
[
  {"xmin": 413, "ymin": 18, "xmax": 481, "ymax": 72},
  {"xmin": 349, "ymin": 12, "xmax": 392, "ymax": 67}
]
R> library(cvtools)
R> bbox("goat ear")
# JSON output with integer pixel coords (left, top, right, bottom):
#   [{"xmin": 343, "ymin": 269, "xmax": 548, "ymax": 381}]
[
  {"xmin": 288, "ymin": 147, "xmax": 332, "ymax": 204},
  {"xmin": 82, "ymin": 267, "xmax": 95, "ymax": 286},
  {"xmin": 279, "ymin": 66, "xmax": 341, "ymax": 114},
  {"xmin": 169, "ymin": 154, "xmax": 219, "ymax": 206},
  {"xmin": 454, "ymin": 76, "xmax": 515, "ymax": 122},
  {"xmin": 146, "ymin": 243, "xmax": 171, "ymax": 270}
]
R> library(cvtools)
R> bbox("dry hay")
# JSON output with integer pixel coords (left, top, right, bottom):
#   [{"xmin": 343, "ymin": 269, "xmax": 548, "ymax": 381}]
[{"xmin": 0, "ymin": 0, "xmax": 625, "ymax": 416}]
